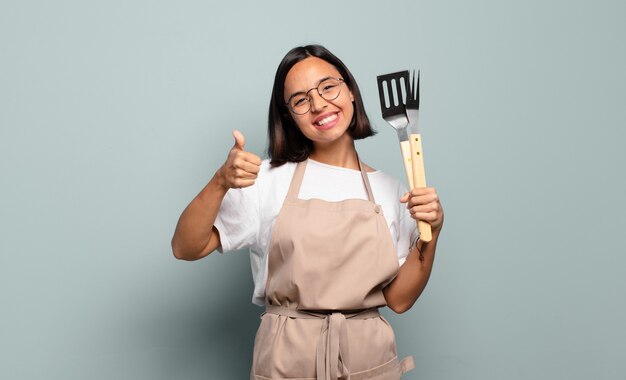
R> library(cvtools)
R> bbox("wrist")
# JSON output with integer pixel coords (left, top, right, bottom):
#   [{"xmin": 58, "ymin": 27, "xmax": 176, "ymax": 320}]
[
  {"xmin": 429, "ymin": 227, "xmax": 441, "ymax": 240},
  {"xmin": 207, "ymin": 169, "xmax": 229, "ymax": 196}
]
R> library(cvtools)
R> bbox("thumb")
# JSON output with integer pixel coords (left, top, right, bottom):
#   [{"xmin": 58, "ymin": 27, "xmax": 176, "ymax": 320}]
[{"xmin": 232, "ymin": 130, "xmax": 245, "ymax": 151}]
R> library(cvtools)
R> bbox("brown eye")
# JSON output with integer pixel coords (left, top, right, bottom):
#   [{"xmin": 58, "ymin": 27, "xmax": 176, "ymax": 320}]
[
  {"xmin": 292, "ymin": 96, "xmax": 307, "ymax": 107},
  {"xmin": 318, "ymin": 78, "xmax": 342, "ymax": 101},
  {"xmin": 322, "ymin": 83, "xmax": 337, "ymax": 92}
]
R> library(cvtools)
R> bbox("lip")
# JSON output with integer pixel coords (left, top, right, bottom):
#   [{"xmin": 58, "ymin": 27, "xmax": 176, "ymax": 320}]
[{"xmin": 312, "ymin": 112, "xmax": 340, "ymax": 130}]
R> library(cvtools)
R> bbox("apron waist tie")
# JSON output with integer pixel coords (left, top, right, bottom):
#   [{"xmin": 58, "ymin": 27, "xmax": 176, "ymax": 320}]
[{"xmin": 264, "ymin": 305, "xmax": 380, "ymax": 380}]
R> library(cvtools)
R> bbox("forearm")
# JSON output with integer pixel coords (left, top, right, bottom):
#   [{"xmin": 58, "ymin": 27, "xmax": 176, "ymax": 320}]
[
  {"xmin": 383, "ymin": 229, "xmax": 440, "ymax": 313},
  {"xmin": 171, "ymin": 171, "xmax": 228, "ymax": 261}
]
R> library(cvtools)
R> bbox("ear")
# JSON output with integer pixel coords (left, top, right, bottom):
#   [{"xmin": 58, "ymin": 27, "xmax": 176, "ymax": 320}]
[{"xmin": 349, "ymin": 89, "xmax": 354, "ymax": 102}]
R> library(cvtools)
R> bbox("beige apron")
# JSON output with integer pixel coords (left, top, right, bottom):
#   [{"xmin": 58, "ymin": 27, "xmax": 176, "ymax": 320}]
[{"xmin": 251, "ymin": 159, "xmax": 415, "ymax": 380}]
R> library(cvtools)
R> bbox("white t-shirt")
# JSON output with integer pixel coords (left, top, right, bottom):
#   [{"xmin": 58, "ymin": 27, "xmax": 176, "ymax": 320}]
[{"xmin": 214, "ymin": 158, "xmax": 419, "ymax": 306}]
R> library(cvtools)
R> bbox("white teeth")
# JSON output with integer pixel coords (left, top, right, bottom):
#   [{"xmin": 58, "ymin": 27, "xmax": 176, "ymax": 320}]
[{"xmin": 316, "ymin": 113, "xmax": 337, "ymax": 126}]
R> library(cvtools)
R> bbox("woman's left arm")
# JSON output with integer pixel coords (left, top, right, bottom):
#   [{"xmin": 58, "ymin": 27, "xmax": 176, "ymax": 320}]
[{"xmin": 383, "ymin": 187, "xmax": 444, "ymax": 314}]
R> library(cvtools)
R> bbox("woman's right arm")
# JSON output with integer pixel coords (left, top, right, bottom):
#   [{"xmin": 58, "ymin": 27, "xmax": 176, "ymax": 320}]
[{"xmin": 171, "ymin": 131, "xmax": 261, "ymax": 261}]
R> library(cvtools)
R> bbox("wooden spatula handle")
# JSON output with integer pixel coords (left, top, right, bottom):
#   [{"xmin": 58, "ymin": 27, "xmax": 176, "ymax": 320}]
[
  {"xmin": 409, "ymin": 133, "xmax": 432, "ymax": 242},
  {"xmin": 399, "ymin": 140, "xmax": 414, "ymax": 189}
]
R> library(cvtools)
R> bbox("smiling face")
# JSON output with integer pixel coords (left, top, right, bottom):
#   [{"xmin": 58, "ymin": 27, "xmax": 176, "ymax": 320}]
[{"xmin": 283, "ymin": 57, "xmax": 355, "ymax": 149}]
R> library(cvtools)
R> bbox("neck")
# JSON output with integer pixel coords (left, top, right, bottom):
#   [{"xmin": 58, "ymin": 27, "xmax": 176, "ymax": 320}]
[{"xmin": 309, "ymin": 136, "xmax": 359, "ymax": 169}]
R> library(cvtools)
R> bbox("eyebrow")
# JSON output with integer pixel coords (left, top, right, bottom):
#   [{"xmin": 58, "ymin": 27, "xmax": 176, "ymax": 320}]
[{"xmin": 286, "ymin": 76, "xmax": 335, "ymax": 100}]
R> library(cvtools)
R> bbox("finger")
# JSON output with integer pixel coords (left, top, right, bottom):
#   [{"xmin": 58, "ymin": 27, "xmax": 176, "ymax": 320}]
[
  {"xmin": 234, "ymin": 168, "xmax": 258, "ymax": 180},
  {"xmin": 231, "ymin": 151, "xmax": 261, "ymax": 169},
  {"xmin": 409, "ymin": 203, "xmax": 439, "ymax": 215},
  {"xmin": 239, "ymin": 161, "xmax": 261, "ymax": 175},
  {"xmin": 234, "ymin": 155, "xmax": 261, "ymax": 174},
  {"xmin": 232, "ymin": 130, "xmax": 246, "ymax": 151},
  {"xmin": 409, "ymin": 187, "xmax": 437, "ymax": 197},
  {"xmin": 232, "ymin": 178, "xmax": 256, "ymax": 189},
  {"xmin": 413, "ymin": 211, "xmax": 438, "ymax": 223},
  {"xmin": 242, "ymin": 152, "xmax": 262, "ymax": 167},
  {"xmin": 407, "ymin": 193, "xmax": 439, "ymax": 207},
  {"xmin": 399, "ymin": 192, "xmax": 410, "ymax": 203}
]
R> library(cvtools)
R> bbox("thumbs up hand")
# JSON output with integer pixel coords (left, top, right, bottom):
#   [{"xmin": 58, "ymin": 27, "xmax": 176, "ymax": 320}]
[{"xmin": 218, "ymin": 130, "xmax": 262, "ymax": 190}]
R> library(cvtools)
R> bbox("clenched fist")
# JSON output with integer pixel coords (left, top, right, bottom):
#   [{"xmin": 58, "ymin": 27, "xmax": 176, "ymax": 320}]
[
  {"xmin": 217, "ymin": 130, "xmax": 262, "ymax": 190},
  {"xmin": 400, "ymin": 187, "xmax": 444, "ymax": 233}
]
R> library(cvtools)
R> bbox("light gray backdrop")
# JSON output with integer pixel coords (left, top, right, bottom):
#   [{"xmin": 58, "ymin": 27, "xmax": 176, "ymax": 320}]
[{"xmin": 1, "ymin": 0, "xmax": 624, "ymax": 379}]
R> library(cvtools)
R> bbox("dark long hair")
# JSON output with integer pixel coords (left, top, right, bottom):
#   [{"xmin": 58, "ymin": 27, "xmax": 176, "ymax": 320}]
[{"xmin": 267, "ymin": 45, "xmax": 375, "ymax": 167}]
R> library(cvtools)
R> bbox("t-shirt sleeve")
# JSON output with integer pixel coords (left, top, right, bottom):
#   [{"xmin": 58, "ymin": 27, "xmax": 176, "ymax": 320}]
[
  {"xmin": 396, "ymin": 185, "xmax": 420, "ymax": 266},
  {"xmin": 213, "ymin": 184, "xmax": 260, "ymax": 253}
]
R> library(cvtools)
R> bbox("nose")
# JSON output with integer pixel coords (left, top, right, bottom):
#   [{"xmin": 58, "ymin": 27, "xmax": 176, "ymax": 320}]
[{"xmin": 308, "ymin": 91, "xmax": 328, "ymax": 113}]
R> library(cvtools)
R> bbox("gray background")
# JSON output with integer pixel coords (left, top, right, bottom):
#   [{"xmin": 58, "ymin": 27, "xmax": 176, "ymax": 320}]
[{"xmin": 1, "ymin": 0, "xmax": 624, "ymax": 379}]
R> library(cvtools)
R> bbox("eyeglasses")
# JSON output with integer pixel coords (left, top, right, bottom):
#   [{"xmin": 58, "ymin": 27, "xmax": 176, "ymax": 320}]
[{"xmin": 285, "ymin": 78, "xmax": 345, "ymax": 115}]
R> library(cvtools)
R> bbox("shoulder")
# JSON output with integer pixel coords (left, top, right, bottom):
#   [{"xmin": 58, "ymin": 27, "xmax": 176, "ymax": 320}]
[
  {"xmin": 359, "ymin": 157, "xmax": 404, "ymax": 192},
  {"xmin": 368, "ymin": 169, "xmax": 407, "ymax": 197}
]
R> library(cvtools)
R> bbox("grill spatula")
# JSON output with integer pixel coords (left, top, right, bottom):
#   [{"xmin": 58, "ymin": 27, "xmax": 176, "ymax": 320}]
[{"xmin": 376, "ymin": 71, "xmax": 414, "ymax": 189}]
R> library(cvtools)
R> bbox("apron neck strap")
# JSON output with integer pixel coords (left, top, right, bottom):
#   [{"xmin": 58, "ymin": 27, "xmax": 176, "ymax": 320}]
[
  {"xmin": 357, "ymin": 157, "xmax": 376, "ymax": 203},
  {"xmin": 286, "ymin": 159, "xmax": 308, "ymax": 199},
  {"xmin": 286, "ymin": 155, "xmax": 376, "ymax": 203}
]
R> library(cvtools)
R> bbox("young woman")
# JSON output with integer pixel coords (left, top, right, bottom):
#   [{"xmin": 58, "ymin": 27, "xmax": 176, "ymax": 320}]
[{"xmin": 172, "ymin": 45, "xmax": 444, "ymax": 379}]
